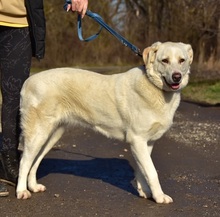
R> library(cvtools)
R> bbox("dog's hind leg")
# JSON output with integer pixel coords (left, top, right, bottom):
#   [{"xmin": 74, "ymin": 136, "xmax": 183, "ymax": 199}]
[
  {"xmin": 27, "ymin": 126, "xmax": 65, "ymax": 193},
  {"xmin": 16, "ymin": 132, "xmax": 50, "ymax": 199},
  {"xmin": 16, "ymin": 121, "xmax": 63, "ymax": 199}
]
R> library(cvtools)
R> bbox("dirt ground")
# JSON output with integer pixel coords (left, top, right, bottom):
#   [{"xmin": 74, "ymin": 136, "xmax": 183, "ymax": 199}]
[{"xmin": 0, "ymin": 101, "xmax": 219, "ymax": 217}]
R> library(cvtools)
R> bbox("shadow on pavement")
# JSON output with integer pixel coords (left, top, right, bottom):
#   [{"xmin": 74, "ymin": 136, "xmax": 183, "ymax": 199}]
[{"xmin": 38, "ymin": 152, "xmax": 137, "ymax": 196}]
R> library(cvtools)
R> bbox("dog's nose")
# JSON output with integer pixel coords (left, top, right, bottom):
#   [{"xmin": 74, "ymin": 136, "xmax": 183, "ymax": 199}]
[{"xmin": 172, "ymin": 72, "xmax": 182, "ymax": 83}]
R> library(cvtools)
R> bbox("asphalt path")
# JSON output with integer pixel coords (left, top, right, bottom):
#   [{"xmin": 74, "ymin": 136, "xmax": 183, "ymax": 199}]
[{"xmin": 0, "ymin": 101, "xmax": 219, "ymax": 217}]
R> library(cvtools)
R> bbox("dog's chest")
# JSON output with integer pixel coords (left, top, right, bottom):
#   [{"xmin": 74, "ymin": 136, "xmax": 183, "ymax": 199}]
[
  {"xmin": 147, "ymin": 98, "xmax": 179, "ymax": 141},
  {"xmin": 148, "ymin": 117, "xmax": 173, "ymax": 141},
  {"xmin": 147, "ymin": 109, "xmax": 173, "ymax": 141}
]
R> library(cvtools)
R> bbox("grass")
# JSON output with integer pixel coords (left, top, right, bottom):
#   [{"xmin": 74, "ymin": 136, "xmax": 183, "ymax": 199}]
[{"xmin": 182, "ymin": 80, "xmax": 220, "ymax": 105}]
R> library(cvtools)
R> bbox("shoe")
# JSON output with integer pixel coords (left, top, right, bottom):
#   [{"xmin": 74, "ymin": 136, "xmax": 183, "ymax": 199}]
[
  {"xmin": 0, "ymin": 182, "xmax": 9, "ymax": 197},
  {"xmin": 0, "ymin": 149, "xmax": 20, "ymax": 186}
]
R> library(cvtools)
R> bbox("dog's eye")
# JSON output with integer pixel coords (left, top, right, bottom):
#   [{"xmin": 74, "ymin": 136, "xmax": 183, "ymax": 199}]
[
  {"xmin": 179, "ymin": 58, "xmax": 185, "ymax": 64},
  {"xmin": 162, "ymin": 59, "xmax": 169, "ymax": 64}
]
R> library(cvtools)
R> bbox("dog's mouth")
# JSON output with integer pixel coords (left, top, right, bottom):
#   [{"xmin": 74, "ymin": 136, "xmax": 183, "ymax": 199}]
[{"xmin": 163, "ymin": 77, "xmax": 180, "ymax": 90}]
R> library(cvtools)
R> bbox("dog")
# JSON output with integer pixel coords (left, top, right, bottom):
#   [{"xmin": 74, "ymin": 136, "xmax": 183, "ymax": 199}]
[{"xmin": 16, "ymin": 42, "xmax": 193, "ymax": 204}]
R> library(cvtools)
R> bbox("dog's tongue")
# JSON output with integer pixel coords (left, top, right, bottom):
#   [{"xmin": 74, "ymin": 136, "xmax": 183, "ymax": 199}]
[{"xmin": 170, "ymin": 83, "xmax": 180, "ymax": 90}]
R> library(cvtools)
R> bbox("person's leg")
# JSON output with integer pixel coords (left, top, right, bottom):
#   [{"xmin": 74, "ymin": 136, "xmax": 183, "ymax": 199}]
[
  {"xmin": 0, "ymin": 182, "xmax": 9, "ymax": 196},
  {"xmin": 0, "ymin": 26, "xmax": 32, "ymax": 188}
]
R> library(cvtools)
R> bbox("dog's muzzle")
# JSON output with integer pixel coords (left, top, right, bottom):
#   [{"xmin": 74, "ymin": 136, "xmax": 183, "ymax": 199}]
[{"xmin": 164, "ymin": 72, "xmax": 182, "ymax": 90}]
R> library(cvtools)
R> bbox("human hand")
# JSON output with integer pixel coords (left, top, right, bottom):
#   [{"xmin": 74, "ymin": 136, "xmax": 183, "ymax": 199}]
[{"xmin": 66, "ymin": 0, "xmax": 88, "ymax": 18}]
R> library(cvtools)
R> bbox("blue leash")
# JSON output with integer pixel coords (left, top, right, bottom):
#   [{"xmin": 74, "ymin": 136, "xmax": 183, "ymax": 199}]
[{"xmin": 64, "ymin": 1, "xmax": 142, "ymax": 57}]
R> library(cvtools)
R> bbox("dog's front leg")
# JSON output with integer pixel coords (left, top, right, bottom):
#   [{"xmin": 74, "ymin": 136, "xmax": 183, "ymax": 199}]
[
  {"xmin": 134, "ymin": 141, "xmax": 155, "ymax": 199},
  {"xmin": 130, "ymin": 137, "xmax": 173, "ymax": 204}
]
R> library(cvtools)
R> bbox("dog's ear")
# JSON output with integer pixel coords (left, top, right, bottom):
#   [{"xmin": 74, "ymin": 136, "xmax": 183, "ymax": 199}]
[
  {"xmin": 186, "ymin": 44, "xmax": 193, "ymax": 65},
  {"xmin": 178, "ymin": 43, "xmax": 193, "ymax": 65},
  {"xmin": 142, "ymin": 42, "xmax": 162, "ymax": 66},
  {"xmin": 142, "ymin": 47, "xmax": 151, "ymax": 64}
]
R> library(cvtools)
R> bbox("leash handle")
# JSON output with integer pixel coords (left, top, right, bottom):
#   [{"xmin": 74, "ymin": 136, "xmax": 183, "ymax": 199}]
[
  {"xmin": 77, "ymin": 11, "xmax": 103, "ymax": 42},
  {"xmin": 63, "ymin": 1, "xmax": 142, "ymax": 57},
  {"xmin": 64, "ymin": 2, "xmax": 103, "ymax": 42}
]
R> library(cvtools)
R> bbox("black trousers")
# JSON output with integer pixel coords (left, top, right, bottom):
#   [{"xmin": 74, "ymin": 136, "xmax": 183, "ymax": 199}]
[{"xmin": 0, "ymin": 26, "xmax": 32, "ymax": 151}]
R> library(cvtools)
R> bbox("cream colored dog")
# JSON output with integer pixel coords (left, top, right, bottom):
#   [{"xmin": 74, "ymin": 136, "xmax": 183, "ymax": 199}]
[{"xmin": 16, "ymin": 42, "xmax": 193, "ymax": 204}]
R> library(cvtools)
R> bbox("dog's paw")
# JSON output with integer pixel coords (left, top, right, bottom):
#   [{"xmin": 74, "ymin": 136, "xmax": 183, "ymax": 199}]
[
  {"xmin": 29, "ymin": 184, "xmax": 46, "ymax": 193},
  {"xmin": 17, "ymin": 190, "xmax": 32, "ymax": 199},
  {"xmin": 137, "ymin": 187, "xmax": 152, "ymax": 199},
  {"xmin": 154, "ymin": 194, "xmax": 173, "ymax": 204}
]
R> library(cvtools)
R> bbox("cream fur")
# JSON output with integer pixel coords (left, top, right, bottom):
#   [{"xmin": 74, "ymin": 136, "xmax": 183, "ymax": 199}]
[{"xmin": 16, "ymin": 42, "xmax": 193, "ymax": 204}]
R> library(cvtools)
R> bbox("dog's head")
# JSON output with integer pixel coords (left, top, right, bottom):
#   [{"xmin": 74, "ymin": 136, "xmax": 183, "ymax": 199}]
[{"xmin": 143, "ymin": 42, "xmax": 193, "ymax": 92}]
